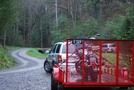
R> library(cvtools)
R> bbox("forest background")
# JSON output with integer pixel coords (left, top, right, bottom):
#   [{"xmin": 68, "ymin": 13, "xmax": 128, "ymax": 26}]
[{"xmin": 0, "ymin": 0, "xmax": 134, "ymax": 48}]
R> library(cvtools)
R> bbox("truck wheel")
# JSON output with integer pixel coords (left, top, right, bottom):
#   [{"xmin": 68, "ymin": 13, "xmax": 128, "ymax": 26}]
[
  {"xmin": 51, "ymin": 73, "xmax": 58, "ymax": 90},
  {"xmin": 58, "ymin": 82, "xmax": 63, "ymax": 90},
  {"xmin": 44, "ymin": 61, "xmax": 52, "ymax": 73}
]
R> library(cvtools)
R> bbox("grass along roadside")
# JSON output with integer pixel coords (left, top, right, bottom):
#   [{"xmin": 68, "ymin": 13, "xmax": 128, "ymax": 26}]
[
  {"xmin": 6, "ymin": 46, "xmax": 26, "ymax": 51},
  {"xmin": 0, "ymin": 45, "xmax": 26, "ymax": 70},
  {"xmin": 26, "ymin": 48, "xmax": 50, "ymax": 59},
  {"xmin": 0, "ymin": 45, "xmax": 49, "ymax": 70}
]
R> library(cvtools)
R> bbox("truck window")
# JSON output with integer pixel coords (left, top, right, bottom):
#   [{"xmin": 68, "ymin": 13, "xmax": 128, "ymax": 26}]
[
  {"xmin": 62, "ymin": 45, "xmax": 75, "ymax": 53},
  {"xmin": 51, "ymin": 44, "xmax": 57, "ymax": 53},
  {"xmin": 56, "ymin": 44, "xmax": 61, "ymax": 53},
  {"xmin": 102, "ymin": 45, "xmax": 107, "ymax": 47},
  {"xmin": 109, "ymin": 44, "xmax": 115, "ymax": 47}
]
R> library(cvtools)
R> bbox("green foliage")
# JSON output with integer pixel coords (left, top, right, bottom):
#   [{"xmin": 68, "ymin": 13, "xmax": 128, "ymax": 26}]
[
  {"xmin": 26, "ymin": 48, "xmax": 47, "ymax": 59},
  {"xmin": 6, "ymin": 46, "xmax": 26, "ymax": 51},
  {"xmin": 31, "ymin": 28, "xmax": 41, "ymax": 47},
  {"xmin": 6, "ymin": 29, "xmax": 24, "ymax": 46},
  {"xmin": 51, "ymin": 16, "xmax": 99, "ymax": 44},
  {"xmin": 1, "ymin": 0, "xmax": 134, "ymax": 48},
  {"xmin": 51, "ymin": 17, "xmax": 72, "ymax": 45},
  {"xmin": 50, "ymin": 1, "xmax": 134, "ymax": 42},
  {"xmin": 120, "ymin": 7, "xmax": 134, "ymax": 40},
  {"xmin": 30, "ymin": 14, "xmax": 52, "ymax": 47},
  {"xmin": 72, "ymin": 17, "xmax": 99, "ymax": 38},
  {"xmin": 0, "ymin": 45, "xmax": 17, "ymax": 70},
  {"xmin": 86, "ymin": 0, "xmax": 100, "ymax": 18},
  {"xmin": 100, "ymin": 14, "xmax": 125, "ymax": 39},
  {"xmin": 51, "ymin": 31, "xmax": 64, "ymax": 45},
  {"xmin": 0, "ymin": 0, "xmax": 18, "ymax": 44}
]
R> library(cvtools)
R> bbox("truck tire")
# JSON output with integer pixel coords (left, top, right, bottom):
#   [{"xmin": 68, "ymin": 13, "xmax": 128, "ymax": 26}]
[
  {"xmin": 51, "ymin": 73, "xmax": 58, "ymax": 90},
  {"xmin": 44, "ymin": 61, "xmax": 52, "ymax": 73}
]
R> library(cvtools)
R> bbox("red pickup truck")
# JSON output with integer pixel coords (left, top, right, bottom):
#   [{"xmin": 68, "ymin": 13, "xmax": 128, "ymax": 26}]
[{"xmin": 51, "ymin": 39, "xmax": 134, "ymax": 90}]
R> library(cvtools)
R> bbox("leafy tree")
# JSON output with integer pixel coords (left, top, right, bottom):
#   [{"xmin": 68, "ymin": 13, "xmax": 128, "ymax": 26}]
[
  {"xmin": 120, "ymin": 7, "xmax": 134, "ymax": 40},
  {"xmin": 0, "ymin": 0, "xmax": 17, "ymax": 46},
  {"xmin": 100, "ymin": 14, "xmax": 125, "ymax": 39},
  {"xmin": 6, "ymin": 26, "xmax": 24, "ymax": 46},
  {"xmin": 86, "ymin": 0, "xmax": 100, "ymax": 18},
  {"xmin": 1, "ymin": 0, "xmax": 134, "ymax": 48}
]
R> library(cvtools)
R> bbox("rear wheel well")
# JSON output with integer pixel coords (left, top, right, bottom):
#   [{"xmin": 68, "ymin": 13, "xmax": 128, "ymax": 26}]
[{"xmin": 44, "ymin": 60, "xmax": 52, "ymax": 73}]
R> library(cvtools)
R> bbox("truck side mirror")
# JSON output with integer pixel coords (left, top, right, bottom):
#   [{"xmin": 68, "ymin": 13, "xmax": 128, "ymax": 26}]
[{"xmin": 45, "ymin": 50, "xmax": 50, "ymax": 54}]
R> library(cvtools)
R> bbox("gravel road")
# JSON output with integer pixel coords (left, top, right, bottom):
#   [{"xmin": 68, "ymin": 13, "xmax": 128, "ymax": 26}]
[{"xmin": 0, "ymin": 49, "xmax": 51, "ymax": 90}]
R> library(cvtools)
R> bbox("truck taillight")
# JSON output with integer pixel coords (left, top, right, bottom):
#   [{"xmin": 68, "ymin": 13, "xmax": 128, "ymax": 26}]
[{"xmin": 58, "ymin": 55, "xmax": 62, "ymax": 62}]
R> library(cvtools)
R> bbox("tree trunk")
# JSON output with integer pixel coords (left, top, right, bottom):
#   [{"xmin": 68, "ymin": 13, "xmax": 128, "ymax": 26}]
[
  {"xmin": 70, "ymin": 0, "xmax": 76, "ymax": 27},
  {"xmin": 55, "ymin": 0, "xmax": 58, "ymax": 26},
  {"xmin": 3, "ymin": 30, "xmax": 6, "ymax": 48},
  {"xmin": 40, "ymin": 18, "xmax": 43, "ymax": 48}
]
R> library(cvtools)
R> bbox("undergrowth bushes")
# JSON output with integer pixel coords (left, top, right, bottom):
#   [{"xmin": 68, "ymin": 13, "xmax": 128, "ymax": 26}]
[
  {"xmin": 26, "ymin": 48, "xmax": 47, "ymax": 59},
  {"xmin": 0, "ymin": 45, "xmax": 17, "ymax": 70}
]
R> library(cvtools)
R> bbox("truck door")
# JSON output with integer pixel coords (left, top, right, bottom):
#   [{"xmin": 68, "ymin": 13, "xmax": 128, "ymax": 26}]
[{"xmin": 47, "ymin": 44, "xmax": 57, "ymax": 65}]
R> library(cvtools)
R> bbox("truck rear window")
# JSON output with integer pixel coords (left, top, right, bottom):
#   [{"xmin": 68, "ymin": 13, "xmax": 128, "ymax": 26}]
[{"xmin": 62, "ymin": 45, "xmax": 76, "ymax": 53}]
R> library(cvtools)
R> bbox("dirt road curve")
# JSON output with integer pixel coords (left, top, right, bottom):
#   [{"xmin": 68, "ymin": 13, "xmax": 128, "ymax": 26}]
[{"xmin": 0, "ymin": 49, "xmax": 51, "ymax": 90}]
